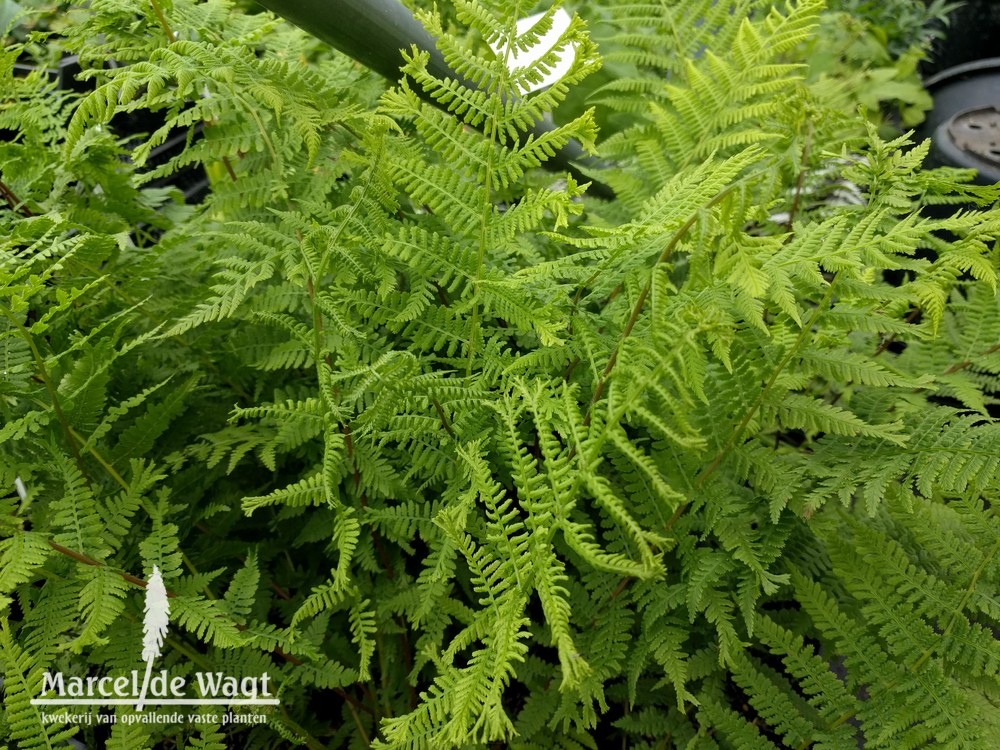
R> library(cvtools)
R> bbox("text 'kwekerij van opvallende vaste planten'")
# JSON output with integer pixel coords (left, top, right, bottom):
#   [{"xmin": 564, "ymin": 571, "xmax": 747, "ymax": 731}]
[{"xmin": 2, "ymin": 0, "xmax": 1000, "ymax": 748}]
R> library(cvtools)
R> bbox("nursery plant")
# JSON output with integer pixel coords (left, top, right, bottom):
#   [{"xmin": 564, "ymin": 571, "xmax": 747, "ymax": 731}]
[{"xmin": 2, "ymin": 0, "xmax": 1000, "ymax": 748}]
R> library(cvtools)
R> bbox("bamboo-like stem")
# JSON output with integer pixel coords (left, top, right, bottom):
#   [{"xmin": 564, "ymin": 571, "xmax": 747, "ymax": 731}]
[
  {"xmin": 69, "ymin": 426, "xmax": 128, "ymax": 489},
  {"xmin": 222, "ymin": 155, "xmax": 238, "ymax": 182},
  {"xmin": 944, "ymin": 341, "xmax": 1000, "ymax": 375},
  {"xmin": 47, "ymin": 539, "xmax": 160, "ymax": 591},
  {"xmin": 432, "ymin": 398, "xmax": 456, "ymax": 439},
  {"xmin": 147, "ymin": 0, "xmax": 175, "ymax": 41},
  {"xmin": 0, "ymin": 177, "xmax": 32, "ymax": 216}
]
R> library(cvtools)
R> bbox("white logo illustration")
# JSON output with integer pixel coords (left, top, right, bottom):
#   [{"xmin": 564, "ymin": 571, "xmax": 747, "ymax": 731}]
[
  {"xmin": 137, "ymin": 566, "xmax": 170, "ymax": 710},
  {"xmin": 31, "ymin": 566, "xmax": 278, "ymax": 710}
]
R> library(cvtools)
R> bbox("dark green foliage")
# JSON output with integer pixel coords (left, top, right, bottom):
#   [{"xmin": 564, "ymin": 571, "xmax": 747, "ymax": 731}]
[
  {"xmin": 824, "ymin": 0, "xmax": 957, "ymax": 58},
  {"xmin": 2, "ymin": 0, "xmax": 999, "ymax": 748}
]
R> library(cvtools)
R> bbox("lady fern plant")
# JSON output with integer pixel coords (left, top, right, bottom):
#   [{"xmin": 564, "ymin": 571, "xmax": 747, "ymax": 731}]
[{"xmin": 2, "ymin": 0, "xmax": 1000, "ymax": 748}]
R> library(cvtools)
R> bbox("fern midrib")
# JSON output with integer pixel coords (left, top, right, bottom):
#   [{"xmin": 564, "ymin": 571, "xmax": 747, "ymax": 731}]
[
  {"xmin": 466, "ymin": 4, "xmax": 523, "ymax": 377},
  {"xmin": 305, "ymin": 147, "xmax": 376, "ymax": 370},
  {"xmin": 911, "ymin": 536, "xmax": 1000, "ymax": 673},
  {"xmin": 580, "ymin": 182, "xmax": 741, "ymax": 430},
  {"xmin": 696, "ymin": 275, "xmax": 841, "ymax": 487},
  {"xmin": 0, "ymin": 621, "xmax": 57, "ymax": 750},
  {"xmin": 147, "ymin": 0, "xmax": 176, "ymax": 42}
]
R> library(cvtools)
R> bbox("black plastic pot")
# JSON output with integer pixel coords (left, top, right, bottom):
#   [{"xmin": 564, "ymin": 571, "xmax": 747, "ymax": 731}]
[
  {"xmin": 917, "ymin": 58, "xmax": 1000, "ymax": 185},
  {"xmin": 921, "ymin": 0, "xmax": 1000, "ymax": 79},
  {"xmin": 913, "ymin": 0, "xmax": 1000, "ymax": 185}
]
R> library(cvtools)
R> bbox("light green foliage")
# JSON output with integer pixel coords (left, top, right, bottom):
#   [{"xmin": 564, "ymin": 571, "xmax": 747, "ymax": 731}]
[{"xmin": 2, "ymin": 0, "xmax": 1000, "ymax": 748}]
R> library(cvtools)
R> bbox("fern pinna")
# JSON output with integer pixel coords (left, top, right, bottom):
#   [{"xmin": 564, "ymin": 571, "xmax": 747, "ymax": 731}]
[{"xmin": 2, "ymin": 0, "xmax": 1000, "ymax": 748}]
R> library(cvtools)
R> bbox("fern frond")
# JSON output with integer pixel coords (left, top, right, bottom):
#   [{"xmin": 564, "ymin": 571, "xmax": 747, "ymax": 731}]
[{"xmin": 0, "ymin": 620, "xmax": 80, "ymax": 750}]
